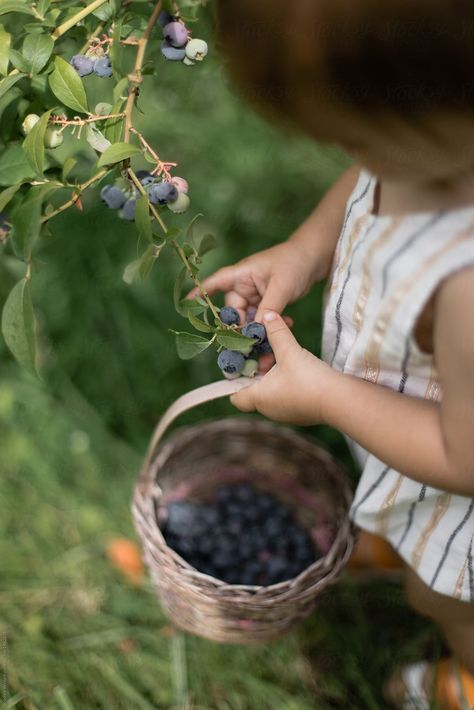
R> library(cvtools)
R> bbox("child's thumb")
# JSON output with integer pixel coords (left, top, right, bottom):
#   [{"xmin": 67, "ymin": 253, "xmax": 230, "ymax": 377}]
[{"xmin": 262, "ymin": 311, "xmax": 298, "ymax": 363}]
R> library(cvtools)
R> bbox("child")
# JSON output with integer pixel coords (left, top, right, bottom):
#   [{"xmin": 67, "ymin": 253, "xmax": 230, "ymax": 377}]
[{"xmin": 188, "ymin": 0, "xmax": 474, "ymax": 706}]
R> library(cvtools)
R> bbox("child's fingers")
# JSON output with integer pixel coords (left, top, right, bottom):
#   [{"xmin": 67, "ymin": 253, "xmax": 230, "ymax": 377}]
[
  {"xmin": 258, "ymin": 353, "xmax": 275, "ymax": 373},
  {"xmin": 262, "ymin": 311, "xmax": 299, "ymax": 363},
  {"xmin": 255, "ymin": 280, "xmax": 291, "ymax": 322}
]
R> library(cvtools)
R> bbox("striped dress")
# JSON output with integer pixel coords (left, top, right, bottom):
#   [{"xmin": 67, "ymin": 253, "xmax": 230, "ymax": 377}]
[{"xmin": 321, "ymin": 168, "xmax": 474, "ymax": 602}]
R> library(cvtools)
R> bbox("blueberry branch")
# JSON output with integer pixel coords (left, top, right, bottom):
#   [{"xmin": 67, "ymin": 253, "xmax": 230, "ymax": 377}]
[
  {"xmin": 51, "ymin": 0, "xmax": 110, "ymax": 40},
  {"xmin": 40, "ymin": 169, "xmax": 109, "ymax": 224},
  {"xmin": 123, "ymin": 0, "xmax": 163, "ymax": 142},
  {"xmin": 127, "ymin": 167, "xmax": 220, "ymax": 321}
]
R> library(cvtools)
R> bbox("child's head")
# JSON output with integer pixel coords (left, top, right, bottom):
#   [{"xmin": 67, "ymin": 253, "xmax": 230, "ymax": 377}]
[{"xmin": 216, "ymin": 0, "xmax": 474, "ymax": 183}]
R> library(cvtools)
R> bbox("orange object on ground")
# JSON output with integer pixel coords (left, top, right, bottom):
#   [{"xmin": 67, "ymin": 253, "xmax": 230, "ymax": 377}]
[
  {"xmin": 106, "ymin": 538, "xmax": 145, "ymax": 585},
  {"xmin": 435, "ymin": 659, "xmax": 474, "ymax": 710},
  {"xmin": 347, "ymin": 529, "xmax": 404, "ymax": 581}
]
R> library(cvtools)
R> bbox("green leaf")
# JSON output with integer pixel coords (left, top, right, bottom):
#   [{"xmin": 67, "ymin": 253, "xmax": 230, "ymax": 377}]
[
  {"xmin": 187, "ymin": 311, "xmax": 213, "ymax": 333},
  {"xmin": 198, "ymin": 232, "xmax": 218, "ymax": 257},
  {"xmin": 98, "ymin": 142, "xmax": 141, "ymax": 167},
  {"xmin": 22, "ymin": 109, "xmax": 51, "ymax": 175},
  {"xmin": 36, "ymin": 0, "xmax": 51, "ymax": 17},
  {"xmin": 9, "ymin": 49, "xmax": 30, "ymax": 73},
  {"xmin": 0, "ymin": 71, "xmax": 24, "ymax": 100},
  {"xmin": 0, "ymin": 1, "xmax": 35, "ymax": 17},
  {"xmin": 11, "ymin": 183, "xmax": 57, "ymax": 259},
  {"xmin": 164, "ymin": 226, "xmax": 180, "ymax": 240},
  {"xmin": 1, "ymin": 278, "xmax": 37, "ymax": 373},
  {"xmin": 182, "ymin": 242, "xmax": 197, "ymax": 259},
  {"xmin": 173, "ymin": 267, "xmax": 186, "ymax": 314},
  {"xmin": 185, "ymin": 212, "xmax": 204, "ymax": 242},
  {"xmin": 215, "ymin": 328, "xmax": 254, "ymax": 353},
  {"xmin": 138, "ymin": 243, "xmax": 160, "ymax": 280},
  {"xmin": 112, "ymin": 76, "xmax": 128, "ymax": 104},
  {"xmin": 85, "ymin": 124, "xmax": 111, "ymax": 153},
  {"xmin": 0, "ymin": 25, "xmax": 11, "ymax": 75},
  {"xmin": 22, "ymin": 33, "xmax": 54, "ymax": 74},
  {"xmin": 134, "ymin": 194, "xmax": 152, "ymax": 243},
  {"xmin": 0, "ymin": 182, "xmax": 24, "ymax": 212},
  {"xmin": 170, "ymin": 330, "xmax": 212, "ymax": 360},
  {"xmin": 110, "ymin": 17, "xmax": 123, "ymax": 74},
  {"xmin": 178, "ymin": 297, "xmax": 207, "ymax": 316},
  {"xmin": 0, "ymin": 145, "xmax": 33, "ymax": 186},
  {"xmin": 48, "ymin": 56, "xmax": 88, "ymax": 114},
  {"xmin": 103, "ymin": 98, "xmax": 124, "ymax": 144},
  {"xmin": 61, "ymin": 156, "xmax": 76, "ymax": 182}
]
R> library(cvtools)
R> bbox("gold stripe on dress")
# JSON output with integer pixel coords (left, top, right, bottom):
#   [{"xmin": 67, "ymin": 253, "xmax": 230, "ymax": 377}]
[
  {"xmin": 363, "ymin": 219, "xmax": 474, "ymax": 385},
  {"xmin": 424, "ymin": 364, "xmax": 442, "ymax": 401},
  {"xmin": 376, "ymin": 473, "xmax": 404, "ymax": 537},
  {"xmin": 453, "ymin": 557, "xmax": 469, "ymax": 600},
  {"xmin": 411, "ymin": 493, "xmax": 452, "ymax": 571},
  {"xmin": 330, "ymin": 215, "xmax": 369, "ymax": 295},
  {"xmin": 353, "ymin": 219, "xmax": 403, "ymax": 333}
]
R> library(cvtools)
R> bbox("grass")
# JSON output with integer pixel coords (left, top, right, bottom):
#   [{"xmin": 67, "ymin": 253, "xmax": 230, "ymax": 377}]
[{"xmin": 0, "ymin": 11, "xmax": 446, "ymax": 709}]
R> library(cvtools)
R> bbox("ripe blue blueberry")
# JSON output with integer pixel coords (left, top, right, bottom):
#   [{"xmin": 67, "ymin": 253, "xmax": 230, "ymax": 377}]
[
  {"xmin": 93, "ymin": 56, "xmax": 113, "ymax": 78},
  {"xmin": 217, "ymin": 349, "xmax": 245, "ymax": 375},
  {"xmin": 219, "ymin": 306, "xmax": 240, "ymax": 326},
  {"xmin": 119, "ymin": 198, "xmax": 136, "ymax": 221},
  {"xmin": 163, "ymin": 21, "xmax": 189, "ymax": 48},
  {"xmin": 148, "ymin": 181, "xmax": 179, "ymax": 205},
  {"xmin": 161, "ymin": 40, "xmax": 186, "ymax": 61},
  {"xmin": 158, "ymin": 10, "xmax": 176, "ymax": 27},
  {"xmin": 241, "ymin": 321, "xmax": 266, "ymax": 344},
  {"xmin": 165, "ymin": 501, "xmax": 197, "ymax": 536},
  {"xmin": 135, "ymin": 170, "xmax": 155, "ymax": 186},
  {"xmin": 70, "ymin": 54, "xmax": 95, "ymax": 76},
  {"xmin": 252, "ymin": 337, "xmax": 272, "ymax": 355},
  {"xmin": 100, "ymin": 185, "xmax": 126, "ymax": 209}
]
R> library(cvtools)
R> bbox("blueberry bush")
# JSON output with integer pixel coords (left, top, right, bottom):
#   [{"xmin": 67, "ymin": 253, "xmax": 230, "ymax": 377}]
[{"xmin": 0, "ymin": 0, "xmax": 261, "ymax": 379}]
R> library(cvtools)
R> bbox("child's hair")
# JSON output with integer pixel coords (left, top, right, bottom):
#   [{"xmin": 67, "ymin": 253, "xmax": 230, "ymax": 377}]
[{"xmin": 216, "ymin": 0, "xmax": 474, "ymax": 131}]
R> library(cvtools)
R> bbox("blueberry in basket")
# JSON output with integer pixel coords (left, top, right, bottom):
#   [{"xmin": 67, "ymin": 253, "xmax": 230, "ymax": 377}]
[{"xmin": 159, "ymin": 482, "xmax": 326, "ymax": 586}]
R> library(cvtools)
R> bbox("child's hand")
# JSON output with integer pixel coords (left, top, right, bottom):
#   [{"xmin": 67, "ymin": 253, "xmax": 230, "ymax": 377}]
[
  {"xmin": 186, "ymin": 241, "xmax": 317, "ymax": 324},
  {"xmin": 230, "ymin": 311, "xmax": 335, "ymax": 425}
]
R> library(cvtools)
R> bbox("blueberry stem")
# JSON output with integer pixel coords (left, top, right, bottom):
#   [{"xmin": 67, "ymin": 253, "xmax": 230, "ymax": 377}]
[
  {"xmin": 124, "ymin": 1, "xmax": 163, "ymax": 142},
  {"xmin": 51, "ymin": 0, "xmax": 109, "ymax": 40},
  {"xmin": 40, "ymin": 169, "xmax": 109, "ymax": 224},
  {"xmin": 128, "ymin": 168, "xmax": 220, "ymax": 320}
]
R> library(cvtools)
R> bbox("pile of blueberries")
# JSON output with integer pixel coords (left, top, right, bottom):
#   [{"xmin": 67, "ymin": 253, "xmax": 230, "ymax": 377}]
[
  {"xmin": 159, "ymin": 11, "xmax": 208, "ymax": 65},
  {"xmin": 70, "ymin": 53, "xmax": 113, "ymax": 78},
  {"xmin": 217, "ymin": 306, "xmax": 272, "ymax": 379},
  {"xmin": 100, "ymin": 171, "xmax": 190, "ymax": 221},
  {"xmin": 161, "ymin": 483, "xmax": 320, "ymax": 586}
]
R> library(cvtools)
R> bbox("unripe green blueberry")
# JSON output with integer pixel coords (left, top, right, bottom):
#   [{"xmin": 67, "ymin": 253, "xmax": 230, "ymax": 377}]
[
  {"xmin": 182, "ymin": 57, "xmax": 196, "ymax": 67},
  {"xmin": 185, "ymin": 38, "xmax": 208, "ymax": 61},
  {"xmin": 167, "ymin": 192, "xmax": 190, "ymax": 214},
  {"xmin": 44, "ymin": 126, "xmax": 64, "ymax": 148},
  {"xmin": 21, "ymin": 113, "xmax": 40, "ymax": 136},
  {"xmin": 242, "ymin": 359, "xmax": 259, "ymax": 377}
]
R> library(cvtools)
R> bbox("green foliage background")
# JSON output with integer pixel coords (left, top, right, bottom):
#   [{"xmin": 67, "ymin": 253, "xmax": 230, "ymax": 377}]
[{"xmin": 0, "ymin": 11, "xmax": 442, "ymax": 709}]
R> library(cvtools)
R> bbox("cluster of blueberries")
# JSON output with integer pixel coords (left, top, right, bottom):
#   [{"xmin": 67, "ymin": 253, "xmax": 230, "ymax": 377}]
[
  {"xmin": 70, "ymin": 53, "xmax": 113, "ymax": 78},
  {"xmin": 217, "ymin": 306, "xmax": 272, "ymax": 379},
  {"xmin": 100, "ymin": 171, "xmax": 190, "ymax": 221},
  {"xmin": 161, "ymin": 484, "xmax": 320, "ymax": 586},
  {"xmin": 159, "ymin": 11, "xmax": 208, "ymax": 65}
]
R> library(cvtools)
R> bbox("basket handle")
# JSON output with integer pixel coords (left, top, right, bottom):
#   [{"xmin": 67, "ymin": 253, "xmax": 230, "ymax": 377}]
[{"xmin": 140, "ymin": 375, "xmax": 263, "ymax": 481}]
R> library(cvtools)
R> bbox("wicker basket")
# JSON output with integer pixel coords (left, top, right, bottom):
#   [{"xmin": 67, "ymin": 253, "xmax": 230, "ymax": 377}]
[{"xmin": 132, "ymin": 378, "xmax": 357, "ymax": 644}]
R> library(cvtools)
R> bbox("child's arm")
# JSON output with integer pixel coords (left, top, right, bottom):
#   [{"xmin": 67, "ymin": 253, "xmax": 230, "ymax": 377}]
[
  {"xmin": 187, "ymin": 165, "xmax": 360, "ymax": 318},
  {"xmin": 230, "ymin": 269, "xmax": 474, "ymax": 497}
]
